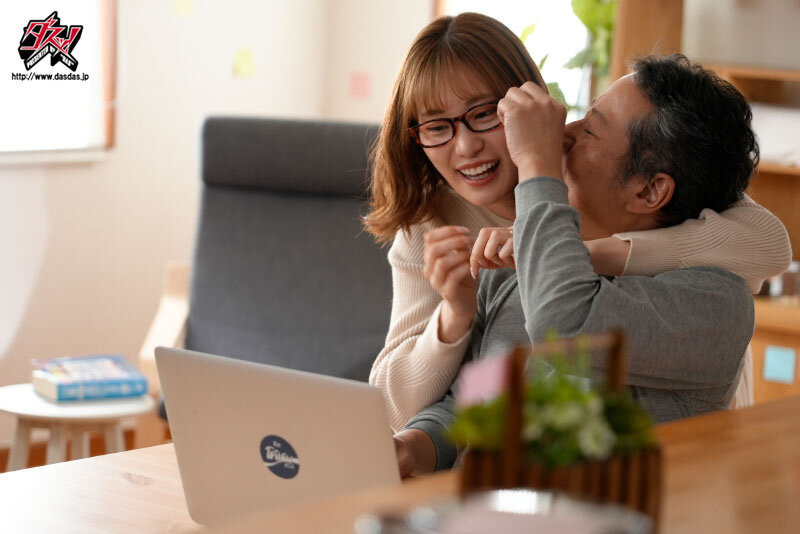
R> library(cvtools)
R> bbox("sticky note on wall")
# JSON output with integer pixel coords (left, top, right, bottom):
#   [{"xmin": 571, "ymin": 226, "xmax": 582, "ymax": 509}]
[
  {"xmin": 349, "ymin": 71, "xmax": 370, "ymax": 99},
  {"xmin": 763, "ymin": 346, "xmax": 797, "ymax": 384},
  {"xmin": 233, "ymin": 49, "xmax": 254, "ymax": 78},
  {"xmin": 173, "ymin": 0, "xmax": 193, "ymax": 16}
]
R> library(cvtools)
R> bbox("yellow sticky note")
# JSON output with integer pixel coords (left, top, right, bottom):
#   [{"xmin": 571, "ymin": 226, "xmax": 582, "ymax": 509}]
[
  {"xmin": 173, "ymin": 0, "xmax": 193, "ymax": 16},
  {"xmin": 233, "ymin": 49, "xmax": 254, "ymax": 78}
]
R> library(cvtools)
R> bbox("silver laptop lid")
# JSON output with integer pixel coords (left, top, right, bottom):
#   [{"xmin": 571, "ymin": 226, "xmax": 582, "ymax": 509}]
[{"xmin": 155, "ymin": 346, "xmax": 400, "ymax": 525}]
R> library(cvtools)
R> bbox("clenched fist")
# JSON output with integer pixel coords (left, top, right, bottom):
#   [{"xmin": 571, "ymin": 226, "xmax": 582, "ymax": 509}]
[
  {"xmin": 423, "ymin": 225, "xmax": 478, "ymax": 343},
  {"xmin": 497, "ymin": 81, "xmax": 566, "ymax": 182}
]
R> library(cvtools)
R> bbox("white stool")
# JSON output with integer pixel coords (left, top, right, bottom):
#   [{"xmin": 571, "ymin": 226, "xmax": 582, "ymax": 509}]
[{"xmin": 0, "ymin": 383, "xmax": 155, "ymax": 471}]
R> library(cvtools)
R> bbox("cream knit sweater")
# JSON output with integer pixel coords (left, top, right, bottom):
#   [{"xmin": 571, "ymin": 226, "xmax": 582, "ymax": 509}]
[{"xmin": 369, "ymin": 190, "xmax": 792, "ymax": 431}]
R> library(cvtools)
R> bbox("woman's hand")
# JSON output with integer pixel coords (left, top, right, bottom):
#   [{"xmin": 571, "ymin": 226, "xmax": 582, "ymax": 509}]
[
  {"xmin": 467, "ymin": 230, "xmax": 632, "ymax": 279},
  {"xmin": 424, "ymin": 226, "xmax": 478, "ymax": 343},
  {"xmin": 470, "ymin": 226, "xmax": 515, "ymax": 278}
]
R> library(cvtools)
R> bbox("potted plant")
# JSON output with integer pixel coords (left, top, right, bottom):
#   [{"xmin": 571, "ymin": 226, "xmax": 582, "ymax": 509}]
[{"xmin": 448, "ymin": 330, "xmax": 662, "ymax": 522}]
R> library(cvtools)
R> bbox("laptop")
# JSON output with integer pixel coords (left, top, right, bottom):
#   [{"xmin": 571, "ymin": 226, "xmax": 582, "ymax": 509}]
[{"xmin": 155, "ymin": 347, "xmax": 401, "ymax": 525}]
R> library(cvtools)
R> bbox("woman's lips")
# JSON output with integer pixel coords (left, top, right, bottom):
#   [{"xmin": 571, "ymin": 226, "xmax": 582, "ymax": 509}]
[{"xmin": 458, "ymin": 161, "xmax": 499, "ymax": 185}]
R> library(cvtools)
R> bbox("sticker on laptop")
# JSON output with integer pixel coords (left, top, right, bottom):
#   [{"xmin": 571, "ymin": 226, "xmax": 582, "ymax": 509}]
[{"xmin": 260, "ymin": 434, "xmax": 300, "ymax": 479}]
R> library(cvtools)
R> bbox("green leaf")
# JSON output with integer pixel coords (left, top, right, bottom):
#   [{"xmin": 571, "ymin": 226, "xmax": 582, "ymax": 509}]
[
  {"xmin": 564, "ymin": 47, "xmax": 595, "ymax": 70},
  {"xmin": 543, "ymin": 328, "xmax": 560, "ymax": 343},
  {"xmin": 592, "ymin": 27, "xmax": 612, "ymax": 74},
  {"xmin": 447, "ymin": 330, "xmax": 654, "ymax": 469},
  {"xmin": 573, "ymin": 0, "xmax": 617, "ymax": 33},
  {"xmin": 447, "ymin": 397, "xmax": 507, "ymax": 451},
  {"xmin": 520, "ymin": 23, "xmax": 537, "ymax": 43},
  {"xmin": 572, "ymin": 0, "xmax": 599, "ymax": 33},
  {"xmin": 538, "ymin": 54, "xmax": 549, "ymax": 71},
  {"xmin": 598, "ymin": 1, "xmax": 617, "ymax": 29}
]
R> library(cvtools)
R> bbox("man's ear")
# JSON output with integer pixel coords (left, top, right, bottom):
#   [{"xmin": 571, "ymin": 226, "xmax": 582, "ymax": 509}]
[{"xmin": 625, "ymin": 172, "xmax": 674, "ymax": 215}]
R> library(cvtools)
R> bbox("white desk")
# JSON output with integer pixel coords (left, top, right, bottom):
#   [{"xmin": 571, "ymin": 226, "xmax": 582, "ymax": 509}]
[{"xmin": 0, "ymin": 383, "xmax": 155, "ymax": 470}]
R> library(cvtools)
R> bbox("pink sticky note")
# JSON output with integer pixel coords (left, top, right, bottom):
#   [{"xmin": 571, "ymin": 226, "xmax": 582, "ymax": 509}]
[
  {"xmin": 455, "ymin": 354, "xmax": 510, "ymax": 407},
  {"xmin": 349, "ymin": 71, "xmax": 370, "ymax": 99}
]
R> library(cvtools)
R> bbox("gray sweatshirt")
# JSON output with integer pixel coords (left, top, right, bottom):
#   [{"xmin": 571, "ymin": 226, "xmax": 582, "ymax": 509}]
[{"xmin": 405, "ymin": 178, "xmax": 755, "ymax": 470}]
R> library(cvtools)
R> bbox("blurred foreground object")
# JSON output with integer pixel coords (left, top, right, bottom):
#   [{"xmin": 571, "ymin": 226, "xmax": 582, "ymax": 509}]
[
  {"xmin": 450, "ymin": 330, "xmax": 662, "ymax": 523},
  {"xmin": 356, "ymin": 488, "xmax": 650, "ymax": 534}
]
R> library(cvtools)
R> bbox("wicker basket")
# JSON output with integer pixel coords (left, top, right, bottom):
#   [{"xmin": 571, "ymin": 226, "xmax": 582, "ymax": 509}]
[{"xmin": 458, "ymin": 329, "xmax": 662, "ymax": 524}]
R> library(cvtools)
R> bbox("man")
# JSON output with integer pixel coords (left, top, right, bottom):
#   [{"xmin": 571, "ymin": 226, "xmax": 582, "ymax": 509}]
[{"xmin": 393, "ymin": 55, "xmax": 758, "ymax": 476}]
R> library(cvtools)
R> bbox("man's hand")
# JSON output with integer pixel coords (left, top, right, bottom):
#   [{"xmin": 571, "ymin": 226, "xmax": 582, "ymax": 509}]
[
  {"xmin": 394, "ymin": 435, "xmax": 415, "ymax": 479},
  {"xmin": 497, "ymin": 81, "xmax": 566, "ymax": 182},
  {"xmin": 394, "ymin": 429, "xmax": 437, "ymax": 479}
]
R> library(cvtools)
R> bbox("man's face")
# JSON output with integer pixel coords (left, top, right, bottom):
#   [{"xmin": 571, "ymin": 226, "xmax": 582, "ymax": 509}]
[{"xmin": 562, "ymin": 75, "xmax": 654, "ymax": 240}]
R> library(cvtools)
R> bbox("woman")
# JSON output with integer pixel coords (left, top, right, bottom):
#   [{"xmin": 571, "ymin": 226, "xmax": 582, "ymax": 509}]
[{"xmin": 364, "ymin": 13, "xmax": 791, "ymax": 432}]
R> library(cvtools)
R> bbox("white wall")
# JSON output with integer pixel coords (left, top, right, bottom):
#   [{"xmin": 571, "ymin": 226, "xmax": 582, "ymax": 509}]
[
  {"xmin": 683, "ymin": 0, "xmax": 800, "ymax": 69},
  {"xmin": 0, "ymin": 0, "xmax": 330, "ymax": 445},
  {"xmin": 0, "ymin": 0, "xmax": 435, "ymax": 448},
  {"xmin": 4, "ymin": 0, "xmax": 796, "ymax": 451},
  {"xmin": 321, "ymin": 0, "xmax": 432, "ymax": 122}
]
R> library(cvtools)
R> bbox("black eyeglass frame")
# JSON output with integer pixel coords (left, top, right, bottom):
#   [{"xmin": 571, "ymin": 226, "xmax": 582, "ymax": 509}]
[{"xmin": 408, "ymin": 100, "xmax": 501, "ymax": 148}]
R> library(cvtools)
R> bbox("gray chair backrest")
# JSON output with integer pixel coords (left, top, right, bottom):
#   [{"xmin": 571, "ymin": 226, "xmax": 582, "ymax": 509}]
[{"xmin": 185, "ymin": 117, "xmax": 390, "ymax": 382}]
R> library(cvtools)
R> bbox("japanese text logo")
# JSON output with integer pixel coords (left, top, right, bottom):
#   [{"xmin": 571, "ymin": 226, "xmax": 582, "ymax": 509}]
[{"xmin": 18, "ymin": 11, "xmax": 83, "ymax": 72}]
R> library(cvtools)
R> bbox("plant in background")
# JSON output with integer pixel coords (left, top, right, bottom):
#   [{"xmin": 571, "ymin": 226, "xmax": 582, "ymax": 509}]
[
  {"xmin": 566, "ymin": 0, "xmax": 617, "ymax": 96},
  {"xmin": 519, "ymin": 23, "xmax": 569, "ymax": 108},
  {"xmin": 447, "ymin": 337, "xmax": 654, "ymax": 469},
  {"xmin": 521, "ymin": 0, "xmax": 617, "ymax": 110}
]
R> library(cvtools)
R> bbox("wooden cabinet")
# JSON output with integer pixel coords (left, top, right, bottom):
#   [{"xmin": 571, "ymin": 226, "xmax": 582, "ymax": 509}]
[
  {"xmin": 710, "ymin": 64, "xmax": 800, "ymax": 262},
  {"xmin": 612, "ymin": 4, "xmax": 800, "ymax": 405},
  {"xmin": 611, "ymin": 5, "xmax": 800, "ymax": 261},
  {"xmin": 751, "ymin": 298, "xmax": 800, "ymax": 403},
  {"xmin": 710, "ymin": 65, "xmax": 800, "ymax": 404},
  {"xmin": 610, "ymin": 0, "xmax": 683, "ymax": 81}
]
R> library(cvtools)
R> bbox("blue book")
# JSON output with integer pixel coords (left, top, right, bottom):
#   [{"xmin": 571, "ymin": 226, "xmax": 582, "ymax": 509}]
[{"xmin": 32, "ymin": 354, "xmax": 148, "ymax": 402}]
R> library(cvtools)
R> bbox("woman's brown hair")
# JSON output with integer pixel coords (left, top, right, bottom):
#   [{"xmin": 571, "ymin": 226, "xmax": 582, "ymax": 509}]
[{"xmin": 363, "ymin": 12, "xmax": 546, "ymax": 244}]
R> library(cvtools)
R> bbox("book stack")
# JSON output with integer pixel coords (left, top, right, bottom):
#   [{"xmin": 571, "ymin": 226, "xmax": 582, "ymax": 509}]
[{"xmin": 32, "ymin": 354, "xmax": 148, "ymax": 402}]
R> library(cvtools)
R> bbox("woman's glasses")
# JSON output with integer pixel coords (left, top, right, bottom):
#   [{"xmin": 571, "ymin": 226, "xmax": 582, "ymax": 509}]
[{"xmin": 409, "ymin": 100, "xmax": 501, "ymax": 148}]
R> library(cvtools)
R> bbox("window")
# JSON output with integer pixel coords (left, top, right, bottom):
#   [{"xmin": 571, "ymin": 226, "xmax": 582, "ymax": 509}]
[
  {"xmin": 0, "ymin": 1, "xmax": 116, "ymax": 156},
  {"xmin": 439, "ymin": 0, "xmax": 591, "ymax": 119}
]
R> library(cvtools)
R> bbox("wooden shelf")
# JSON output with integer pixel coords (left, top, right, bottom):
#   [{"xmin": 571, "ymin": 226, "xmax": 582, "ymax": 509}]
[
  {"xmin": 751, "ymin": 297, "xmax": 800, "ymax": 405},
  {"xmin": 754, "ymin": 296, "xmax": 800, "ymax": 335},
  {"xmin": 612, "ymin": 3, "xmax": 800, "ymax": 405},
  {"xmin": 707, "ymin": 64, "xmax": 800, "ymax": 83},
  {"xmin": 706, "ymin": 63, "xmax": 800, "ymax": 262},
  {"xmin": 758, "ymin": 161, "xmax": 800, "ymax": 177},
  {"xmin": 708, "ymin": 63, "xmax": 800, "ymax": 106}
]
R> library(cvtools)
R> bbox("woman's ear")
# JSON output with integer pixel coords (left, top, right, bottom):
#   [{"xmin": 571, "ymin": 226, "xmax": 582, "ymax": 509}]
[{"xmin": 625, "ymin": 172, "xmax": 675, "ymax": 214}]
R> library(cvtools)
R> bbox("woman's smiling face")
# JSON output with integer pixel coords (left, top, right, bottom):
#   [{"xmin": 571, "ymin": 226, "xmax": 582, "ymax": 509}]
[{"xmin": 416, "ymin": 68, "xmax": 518, "ymax": 220}]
